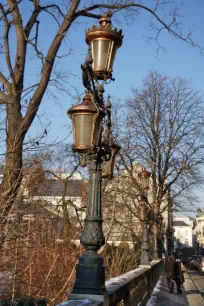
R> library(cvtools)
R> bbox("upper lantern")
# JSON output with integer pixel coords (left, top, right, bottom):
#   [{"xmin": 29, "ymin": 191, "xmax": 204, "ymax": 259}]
[{"xmin": 86, "ymin": 11, "xmax": 123, "ymax": 80}]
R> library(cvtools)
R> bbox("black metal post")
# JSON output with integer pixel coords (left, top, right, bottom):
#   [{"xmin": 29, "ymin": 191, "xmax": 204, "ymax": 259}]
[
  {"xmin": 167, "ymin": 230, "xmax": 173, "ymax": 256},
  {"xmin": 140, "ymin": 220, "xmax": 151, "ymax": 267},
  {"xmin": 71, "ymin": 153, "xmax": 106, "ymax": 295},
  {"xmin": 158, "ymin": 236, "xmax": 163, "ymax": 259}
]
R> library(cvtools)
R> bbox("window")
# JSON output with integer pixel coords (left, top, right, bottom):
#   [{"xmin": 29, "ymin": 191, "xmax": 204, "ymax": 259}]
[
  {"xmin": 185, "ymin": 230, "xmax": 188, "ymax": 236},
  {"xmin": 185, "ymin": 239, "xmax": 189, "ymax": 245}
]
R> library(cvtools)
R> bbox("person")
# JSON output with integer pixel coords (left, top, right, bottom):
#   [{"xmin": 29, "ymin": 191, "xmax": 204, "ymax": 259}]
[
  {"xmin": 173, "ymin": 254, "xmax": 185, "ymax": 294},
  {"xmin": 166, "ymin": 253, "xmax": 185, "ymax": 294},
  {"xmin": 166, "ymin": 256, "xmax": 175, "ymax": 293}
]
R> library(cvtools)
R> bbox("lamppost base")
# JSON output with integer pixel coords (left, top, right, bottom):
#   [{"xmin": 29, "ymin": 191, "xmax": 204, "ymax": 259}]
[
  {"xmin": 68, "ymin": 293, "xmax": 109, "ymax": 305},
  {"xmin": 151, "ymin": 259, "xmax": 160, "ymax": 263},
  {"xmin": 139, "ymin": 264, "xmax": 151, "ymax": 268},
  {"xmin": 140, "ymin": 250, "xmax": 151, "ymax": 267},
  {"xmin": 71, "ymin": 251, "xmax": 106, "ymax": 295}
]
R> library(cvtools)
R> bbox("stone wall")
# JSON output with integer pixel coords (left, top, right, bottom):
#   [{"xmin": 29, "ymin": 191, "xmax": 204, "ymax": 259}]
[{"xmin": 58, "ymin": 260, "xmax": 164, "ymax": 306}]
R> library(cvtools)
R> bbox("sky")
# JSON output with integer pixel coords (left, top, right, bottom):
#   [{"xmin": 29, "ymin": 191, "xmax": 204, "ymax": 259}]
[
  {"xmin": 26, "ymin": 0, "xmax": 204, "ymax": 145},
  {"xmin": 1, "ymin": 0, "xmax": 204, "ymax": 215}
]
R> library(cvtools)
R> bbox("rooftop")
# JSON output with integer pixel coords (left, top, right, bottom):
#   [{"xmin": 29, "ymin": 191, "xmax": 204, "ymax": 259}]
[
  {"xmin": 35, "ymin": 179, "xmax": 88, "ymax": 197},
  {"xmin": 173, "ymin": 220, "xmax": 190, "ymax": 227}
]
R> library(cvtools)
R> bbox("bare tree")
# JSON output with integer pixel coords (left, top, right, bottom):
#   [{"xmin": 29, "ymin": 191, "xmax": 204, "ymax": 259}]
[
  {"xmin": 119, "ymin": 71, "xmax": 204, "ymax": 212},
  {"xmin": 0, "ymin": 0, "xmax": 202, "ymax": 238}
]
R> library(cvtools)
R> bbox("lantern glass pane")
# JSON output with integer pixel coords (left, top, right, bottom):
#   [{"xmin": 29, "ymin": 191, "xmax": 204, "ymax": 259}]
[
  {"xmin": 102, "ymin": 159, "xmax": 111, "ymax": 178},
  {"xmin": 73, "ymin": 114, "xmax": 94, "ymax": 147},
  {"xmin": 108, "ymin": 43, "xmax": 118, "ymax": 70},
  {"xmin": 141, "ymin": 207, "xmax": 148, "ymax": 221},
  {"xmin": 152, "ymin": 225, "xmax": 158, "ymax": 235},
  {"xmin": 140, "ymin": 176, "xmax": 149, "ymax": 190},
  {"xmin": 154, "ymin": 203, "xmax": 159, "ymax": 215},
  {"xmin": 92, "ymin": 39, "xmax": 111, "ymax": 71}
]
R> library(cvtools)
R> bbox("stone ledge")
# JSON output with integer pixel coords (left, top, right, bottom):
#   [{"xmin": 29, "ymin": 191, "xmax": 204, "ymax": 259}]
[
  {"xmin": 67, "ymin": 260, "xmax": 163, "ymax": 306},
  {"xmin": 56, "ymin": 299, "xmax": 102, "ymax": 306}
]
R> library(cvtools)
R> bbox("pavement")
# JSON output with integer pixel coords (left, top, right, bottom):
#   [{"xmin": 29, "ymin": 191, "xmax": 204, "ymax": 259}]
[{"xmin": 147, "ymin": 271, "xmax": 204, "ymax": 306}]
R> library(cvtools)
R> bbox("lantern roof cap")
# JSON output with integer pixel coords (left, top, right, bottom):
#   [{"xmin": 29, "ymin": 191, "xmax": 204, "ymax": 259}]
[
  {"xmin": 85, "ymin": 12, "xmax": 123, "ymax": 47},
  {"xmin": 68, "ymin": 93, "xmax": 105, "ymax": 116},
  {"xmin": 99, "ymin": 10, "xmax": 112, "ymax": 26},
  {"xmin": 138, "ymin": 167, "xmax": 151, "ymax": 178}
]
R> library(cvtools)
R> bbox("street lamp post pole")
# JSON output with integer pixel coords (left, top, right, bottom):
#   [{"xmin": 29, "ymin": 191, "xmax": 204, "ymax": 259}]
[
  {"xmin": 71, "ymin": 87, "xmax": 106, "ymax": 295},
  {"xmin": 138, "ymin": 167, "xmax": 151, "ymax": 267},
  {"xmin": 72, "ymin": 152, "xmax": 106, "ymax": 294},
  {"xmin": 152, "ymin": 200, "xmax": 159, "ymax": 261},
  {"xmin": 139, "ymin": 201, "xmax": 151, "ymax": 267},
  {"xmin": 68, "ymin": 12, "xmax": 123, "ymax": 295}
]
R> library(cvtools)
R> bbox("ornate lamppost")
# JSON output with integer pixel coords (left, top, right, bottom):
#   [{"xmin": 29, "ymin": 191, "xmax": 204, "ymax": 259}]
[
  {"xmin": 138, "ymin": 167, "xmax": 151, "ymax": 267},
  {"xmin": 157, "ymin": 220, "xmax": 166, "ymax": 259},
  {"xmin": 167, "ymin": 196, "xmax": 174, "ymax": 256},
  {"xmin": 161, "ymin": 222, "xmax": 167, "ymax": 258},
  {"xmin": 68, "ymin": 12, "xmax": 123, "ymax": 295},
  {"xmin": 157, "ymin": 215, "xmax": 163, "ymax": 259},
  {"xmin": 152, "ymin": 200, "xmax": 159, "ymax": 261}
]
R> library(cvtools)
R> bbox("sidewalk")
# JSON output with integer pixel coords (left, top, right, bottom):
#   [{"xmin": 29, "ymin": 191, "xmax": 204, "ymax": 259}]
[
  {"xmin": 184, "ymin": 272, "xmax": 204, "ymax": 306},
  {"xmin": 147, "ymin": 272, "xmax": 204, "ymax": 306}
]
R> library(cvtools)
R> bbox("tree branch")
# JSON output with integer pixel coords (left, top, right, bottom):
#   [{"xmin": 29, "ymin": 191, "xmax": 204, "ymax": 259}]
[
  {"xmin": 0, "ymin": 3, "xmax": 16, "ymax": 90},
  {"xmin": 0, "ymin": 72, "xmax": 11, "ymax": 93},
  {"xmin": 74, "ymin": 3, "xmax": 202, "ymax": 50},
  {"xmin": 21, "ymin": 0, "xmax": 80, "ymax": 137},
  {"xmin": 0, "ymin": 90, "xmax": 8, "ymax": 103},
  {"xmin": 7, "ymin": 0, "xmax": 27, "ymax": 91}
]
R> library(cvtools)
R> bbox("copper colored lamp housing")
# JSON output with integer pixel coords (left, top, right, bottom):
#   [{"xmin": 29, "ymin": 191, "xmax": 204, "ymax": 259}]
[
  {"xmin": 154, "ymin": 200, "xmax": 160, "ymax": 215},
  {"xmin": 68, "ymin": 93, "xmax": 105, "ymax": 153},
  {"xmin": 138, "ymin": 167, "xmax": 151, "ymax": 190},
  {"xmin": 102, "ymin": 142, "xmax": 121, "ymax": 179},
  {"xmin": 86, "ymin": 12, "xmax": 123, "ymax": 80},
  {"xmin": 151, "ymin": 222, "xmax": 158, "ymax": 235},
  {"xmin": 140, "ymin": 201, "xmax": 149, "ymax": 221}
]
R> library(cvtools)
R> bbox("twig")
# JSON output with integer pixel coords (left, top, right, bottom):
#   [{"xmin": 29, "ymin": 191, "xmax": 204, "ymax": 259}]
[
  {"xmin": 38, "ymin": 254, "xmax": 59, "ymax": 293},
  {"xmin": 51, "ymin": 259, "xmax": 78, "ymax": 303}
]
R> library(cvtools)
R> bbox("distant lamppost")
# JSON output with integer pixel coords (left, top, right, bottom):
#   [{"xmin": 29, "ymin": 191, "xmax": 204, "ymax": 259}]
[
  {"xmin": 152, "ymin": 200, "xmax": 159, "ymax": 261},
  {"xmin": 158, "ymin": 221, "xmax": 166, "ymax": 258},
  {"xmin": 157, "ymin": 215, "xmax": 163, "ymax": 259},
  {"xmin": 167, "ymin": 196, "xmax": 174, "ymax": 256},
  {"xmin": 161, "ymin": 222, "xmax": 167, "ymax": 258},
  {"xmin": 68, "ymin": 12, "xmax": 123, "ymax": 295},
  {"xmin": 138, "ymin": 167, "xmax": 151, "ymax": 267}
]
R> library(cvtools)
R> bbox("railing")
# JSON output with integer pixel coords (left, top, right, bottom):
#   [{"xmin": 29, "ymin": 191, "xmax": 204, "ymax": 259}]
[{"xmin": 59, "ymin": 260, "xmax": 164, "ymax": 306}]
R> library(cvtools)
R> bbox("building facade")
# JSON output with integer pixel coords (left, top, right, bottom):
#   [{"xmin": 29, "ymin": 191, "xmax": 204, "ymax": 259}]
[
  {"xmin": 195, "ymin": 210, "xmax": 204, "ymax": 249},
  {"xmin": 173, "ymin": 217, "xmax": 194, "ymax": 247}
]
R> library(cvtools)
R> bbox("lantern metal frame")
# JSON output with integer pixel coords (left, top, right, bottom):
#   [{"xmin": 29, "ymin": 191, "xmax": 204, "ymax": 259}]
[{"xmin": 85, "ymin": 11, "xmax": 123, "ymax": 80}]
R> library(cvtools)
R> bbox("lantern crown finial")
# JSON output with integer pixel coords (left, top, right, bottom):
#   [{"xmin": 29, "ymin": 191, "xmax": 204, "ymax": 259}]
[
  {"xmin": 138, "ymin": 167, "xmax": 151, "ymax": 178},
  {"xmin": 99, "ymin": 10, "xmax": 113, "ymax": 27}
]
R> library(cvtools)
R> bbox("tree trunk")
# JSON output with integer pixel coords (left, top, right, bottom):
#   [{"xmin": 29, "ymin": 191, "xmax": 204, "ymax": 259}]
[{"xmin": 1, "ymin": 95, "xmax": 23, "ymax": 228}]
